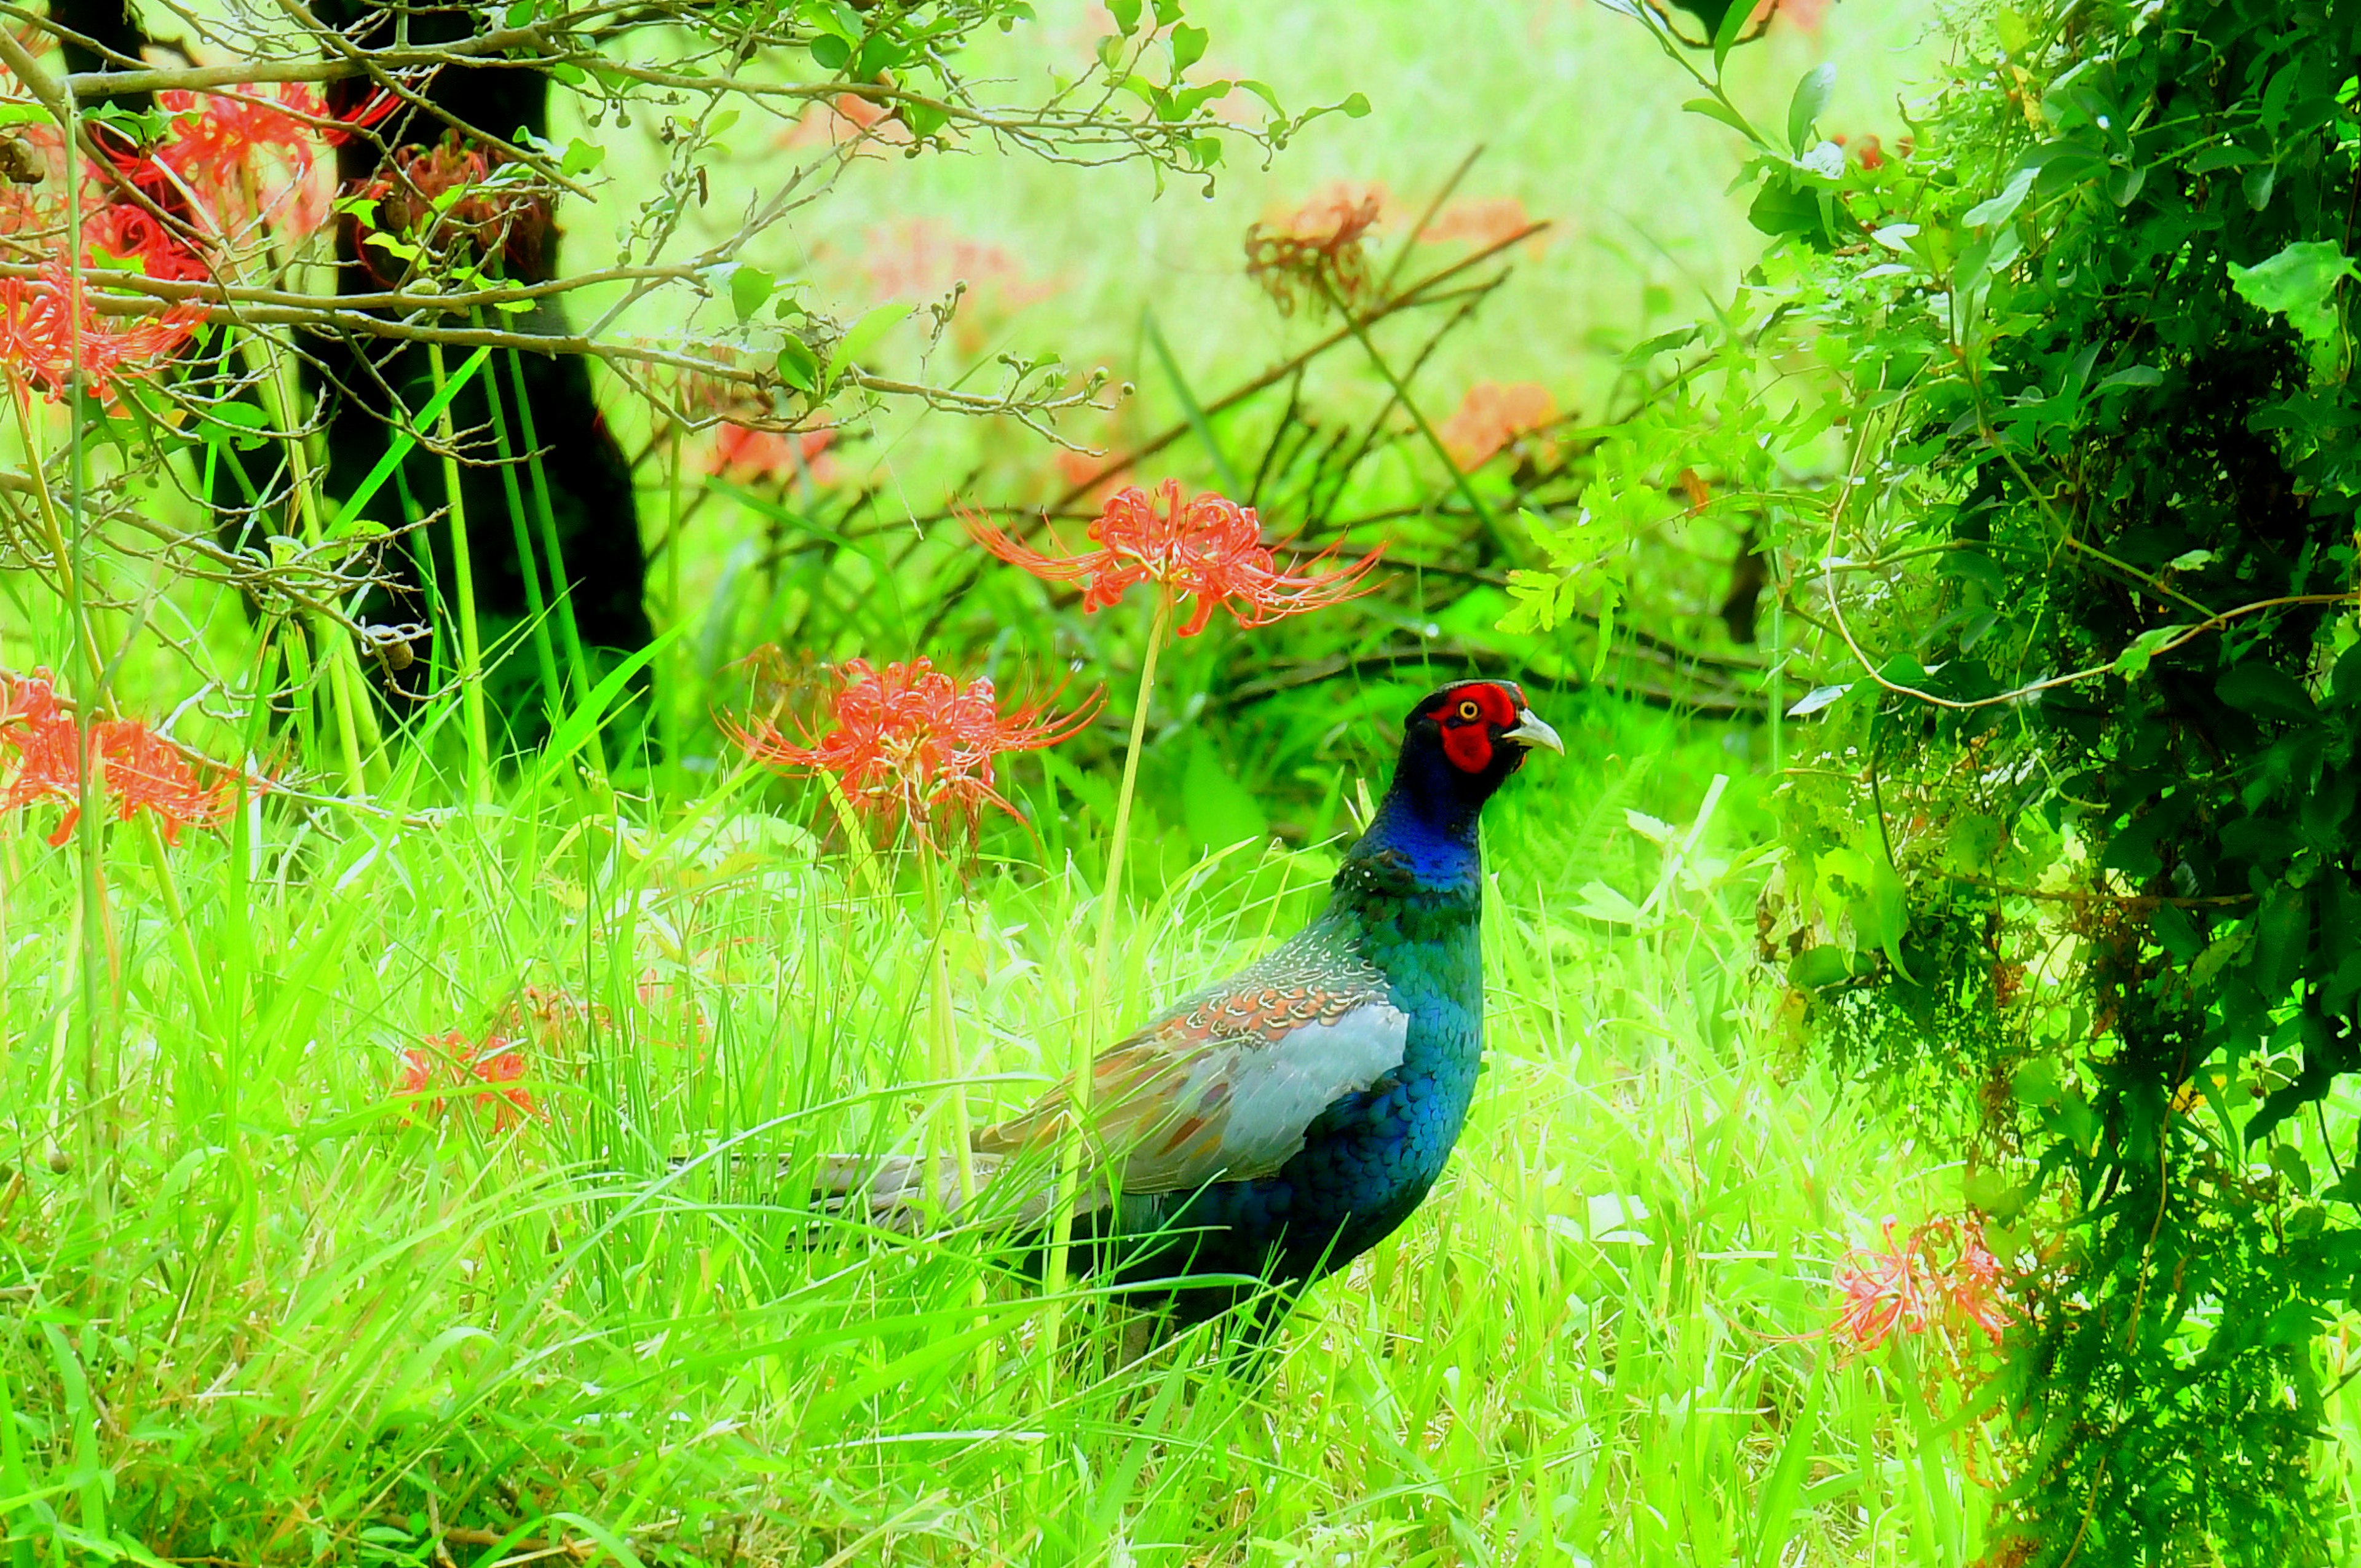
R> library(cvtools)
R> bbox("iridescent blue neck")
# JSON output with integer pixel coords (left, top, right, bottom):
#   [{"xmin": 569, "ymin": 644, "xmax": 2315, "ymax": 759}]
[{"xmin": 1346, "ymin": 742, "xmax": 1487, "ymax": 892}]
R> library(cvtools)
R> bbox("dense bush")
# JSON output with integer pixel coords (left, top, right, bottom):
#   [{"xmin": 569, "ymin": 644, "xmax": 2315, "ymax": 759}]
[{"xmin": 1566, "ymin": 0, "xmax": 2361, "ymax": 1558}]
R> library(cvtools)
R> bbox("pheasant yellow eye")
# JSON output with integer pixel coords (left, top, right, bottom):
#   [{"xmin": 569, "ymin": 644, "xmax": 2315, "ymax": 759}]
[{"xmin": 1457, "ymin": 699, "xmax": 1481, "ymax": 722}]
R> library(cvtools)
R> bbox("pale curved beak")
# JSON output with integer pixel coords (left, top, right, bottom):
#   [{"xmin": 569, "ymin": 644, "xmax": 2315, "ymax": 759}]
[{"xmin": 1503, "ymin": 708, "xmax": 1563, "ymax": 754}]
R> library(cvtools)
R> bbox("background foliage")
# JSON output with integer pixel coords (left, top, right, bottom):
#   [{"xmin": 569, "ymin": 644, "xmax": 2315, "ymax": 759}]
[{"xmin": 25, "ymin": 0, "xmax": 2361, "ymax": 1561}]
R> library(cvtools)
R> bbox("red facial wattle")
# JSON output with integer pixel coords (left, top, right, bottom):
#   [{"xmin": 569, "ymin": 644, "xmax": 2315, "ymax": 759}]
[
  {"xmin": 1441, "ymin": 722, "xmax": 1493, "ymax": 772},
  {"xmin": 1430, "ymin": 682, "xmax": 1522, "ymax": 774}
]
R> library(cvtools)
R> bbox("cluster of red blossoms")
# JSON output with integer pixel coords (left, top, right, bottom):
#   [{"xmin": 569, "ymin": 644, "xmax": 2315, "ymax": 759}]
[
  {"xmin": 1829, "ymin": 1213, "xmax": 2013, "ymax": 1355},
  {"xmin": 351, "ymin": 132, "xmax": 551, "ymax": 287},
  {"xmin": 0, "ymin": 84, "xmax": 390, "ymax": 402},
  {"xmin": 736, "ymin": 481, "xmax": 1380, "ymax": 847},
  {"xmin": 395, "ymin": 1031, "xmax": 540, "ymax": 1133},
  {"xmin": 733, "ymin": 655, "xmax": 1098, "ymax": 848},
  {"xmin": 0, "ymin": 670, "xmax": 241, "ymax": 845},
  {"xmin": 0, "ymin": 264, "xmax": 208, "ymax": 404},
  {"xmin": 1243, "ymin": 187, "xmax": 1383, "ymax": 315},
  {"xmin": 965, "ymin": 480, "xmax": 1385, "ymax": 637}
]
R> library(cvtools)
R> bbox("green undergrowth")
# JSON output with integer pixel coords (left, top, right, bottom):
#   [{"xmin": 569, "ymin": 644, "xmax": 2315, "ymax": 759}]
[{"xmin": 0, "ymin": 689, "xmax": 2041, "ymax": 1567}]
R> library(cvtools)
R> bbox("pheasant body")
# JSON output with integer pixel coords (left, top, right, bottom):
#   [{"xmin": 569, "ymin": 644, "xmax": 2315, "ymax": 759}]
[
  {"xmin": 1094, "ymin": 819, "xmax": 1485, "ymax": 1297},
  {"xmin": 822, "ymin": 679, "xmax": 1558, "ymax": 1328}
]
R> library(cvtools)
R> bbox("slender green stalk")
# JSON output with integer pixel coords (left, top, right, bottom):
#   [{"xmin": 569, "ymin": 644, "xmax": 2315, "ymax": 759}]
[
  {"xmin": 136, "ymin": 815, "xmax": 214, "ymax": 1041},
  {"xmin": 56, "ymin": 110, "xmax": 112, "ymax": 1202},
  {"xmin": 1768, "ymin": 579, "xmax": 1786, "ymax": 774},
  {"xmin": 1038, "ymin": 590, "xmax": 1173, "ymax": 1385},
  {"xmin": 918, "ymin": 849, "xmax": 976, "ymax": 1213},
  {"xmin": 233, "ymin": 326, "xmax": 379, "ymax": 796},
  {"xmin": 505, "ymin": 350, "xmax": 604, "ymax": 780},
  {"xmin": 427, "ymin": 341, "xmax": 491, "ymax": 803},
  {"xmin": 1321, "ymin": 276, "xmax": 1514, "ymax": 557},
  {"xmin": 665, "ymin": 421, "xmax": 686, "ymax": 789},
  {"xmin": 477, "ymin": 319, "xmax": 565, "ymax": 729}
]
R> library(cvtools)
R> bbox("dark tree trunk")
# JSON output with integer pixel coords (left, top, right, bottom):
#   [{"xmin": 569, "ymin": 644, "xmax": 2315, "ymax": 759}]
[
  {"xmin": 58, "ymin": 0, "xmax": 657, "ymax": 752},
  {"xmin": 309, "ymin": 12, "xmax": 653, "ymax": 750}
]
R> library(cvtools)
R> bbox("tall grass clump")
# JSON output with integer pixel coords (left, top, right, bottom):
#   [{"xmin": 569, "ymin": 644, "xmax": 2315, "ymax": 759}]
[{"xmin": 0, "ymin": 670, "xmax": 2051, "ymax": 1563}]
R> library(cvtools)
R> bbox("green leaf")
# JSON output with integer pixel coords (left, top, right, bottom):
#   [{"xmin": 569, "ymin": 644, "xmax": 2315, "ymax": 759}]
[
  {"xmin": 809, "ymin": 33, "xmax": 851, "ymax": 70},
  {"xmin": 340, "ymin": 347, "xmax": 492, "ymax": 521},
  {"xmin": 1785, "ymin": 61, "xmax": 1835, "ymax": 156},
  {"xmin": 1963, "ymin": 165, "xmax": 2038, "ymax": 228},
  {"xmin": 2188, "ymin": 142, "xmax": 2260, "ymax": 174},
  {"xmin": 775, "ymin": 335, "xmax": 820, "ymax": 393},
  {"xmin": 1590, "ymin": 580, "xmax": 1621, "ymax": 681},
  {"xmin": 2111, "ymin": 624, "xmax": 2187, "ymax": 681},
  {"xmin": 1712, "ymin": 0, "xmax": 1756, "ymax": 73},
  {"xmin": 1107, "ymin": 0, "xmax": 1142, "ymax": 32},
  {"xmin": 1339, "ymin": 92, "xmax": 1371, "ymax": 118},
  {"xmin": 2228, "ymin": 240, "xmax": 2357, "ymax": 343},
  {"xmin": 1625, "ymin": 324, "xmax": 1704, "ymax": 365},
  {"xmin": 729, "ymin": 265, "xmax": 775, "ymax": 325},
  {"xmin": 200, "ymin": 400, "xmax": 272, "ymax": 452},
  {"xmin": 901, "ymin": 98, "xmax": 946, "ymax": 138},
  {"xmin": 1788, "ymin": 945, "xmax": 1851, "ymax": 990},
  {"xmin": 825, "ymin": 302, "xmax": 913, "ymax": 390},
  {"xmin": 2097, "ymin": 363, "xmax": 2162, "ymax": 390},
  {"xmin": 1786, "ymin": 684, "xmax": 1852, "ymax": 718},
  {"xmin": 1233, "ymin": 78, "xmax": 1283, "ymax": 112},
  {"xmin": 1747, "ymin": 175, "xmax": 1824, "ymax": 241},
  {"xmin": 1577, "ymin": 880, "xmax": 1645, "ymax": 926},
  {"xmin": 560, "ymin": 137, "xmax": 605, "ymax": 177},
  {"xmin": 2217, "ymin": 660, "xmax": 2317, "ymax": 723},
  {"xmin": 2330, "ymin": 641, "xmax": 2361, "ymax": 705},
  {"xmin": 1169, "ymin": 22, "xmax": 1208, "ymax": 75},
  {"xmin": 1681, "ymin": 95, "xmax": 1758, "ymax": 143}
]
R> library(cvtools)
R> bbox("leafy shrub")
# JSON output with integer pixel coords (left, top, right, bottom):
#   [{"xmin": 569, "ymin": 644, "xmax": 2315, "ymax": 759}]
[{"xmin": 1546, "ymin": 0, "xmax": 2361, "ymax": 1558}]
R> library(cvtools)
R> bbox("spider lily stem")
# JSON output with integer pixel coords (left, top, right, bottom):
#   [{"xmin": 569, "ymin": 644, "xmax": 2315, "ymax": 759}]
[
  {"xmin": 506, "ymin": 349, "xmax": 606, "ymax": 779},
  {"xmin": 1040, "ymin": 590, "xmax": 1173, "ymax": 1393},
  {"xmin": 1321, "ymin": 275, "xmax": 1514, "ymax": 558},
  {"xmin": 475, "ymin": 315, "xmax": 566, "ymax": 734},
  {"xmin": 427, "ymin": 340, "xmax": 490, "ymax": 806},
  {"xmin": 234, "ymin": 304, "xmax": 381, "ymax": 795}
]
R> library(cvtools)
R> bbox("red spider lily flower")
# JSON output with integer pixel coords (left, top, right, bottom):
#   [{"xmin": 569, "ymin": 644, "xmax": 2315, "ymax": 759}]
[
  {"xmin": 82, "ymin": 199, "xmax": 213, "ymax": 282},
  {"xmin": 1422, "ymin": 196, "xmax": 1544, "ymax": 254},
  {"xmin": 394, "ymin": 1031, "xmax": 542, "ymax": 1131},
  {"xmin": 1830, "ymin": 1215, "xmax": 2014, "ymax": 1355},
  {"xmin": 1439, "ymin": 382, "xmax": 1557, "ymax": 472},
  {"xmin": 351, "ymin": 133, "xmax": 552, "ymax": 286},
  {"xmin": 711, "ymin": 422, "xmax": 839, "ymax": 486},
  {"xmin": 0, "ymin": 263, "xmax": 207, "ymax": 404},
  {"xmin": 0, "ymin": 668, "xmax": 61, "ymax": 733},
  {"xmin": 470, "ymin": 1044, "xmax": 538, "ymax": 1132},
  {"xmin": 966, "ymin": 480, "xmax": 1385, "ymax": 638},
  {"xmin": 87, "ymin": 719, "xmax": 240, "ymax": 845},
  {"xmin": 0, "ymin": 670, "xmax": 245, "ymax": 845},
  {"xmin": 154, "ymin": 81, "xmax": 360, "ymax": 186},
  {"xmin": 730, "ymin": 655, "xmax": 1099, "ymax": 848},
  {"xmin": 1244, "ymin": 184, "xmax": 1385, "ymax": 315},
  {"xmin": 393, "ymin": 1043, "xmax": 449, "ymax": 1123}
]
